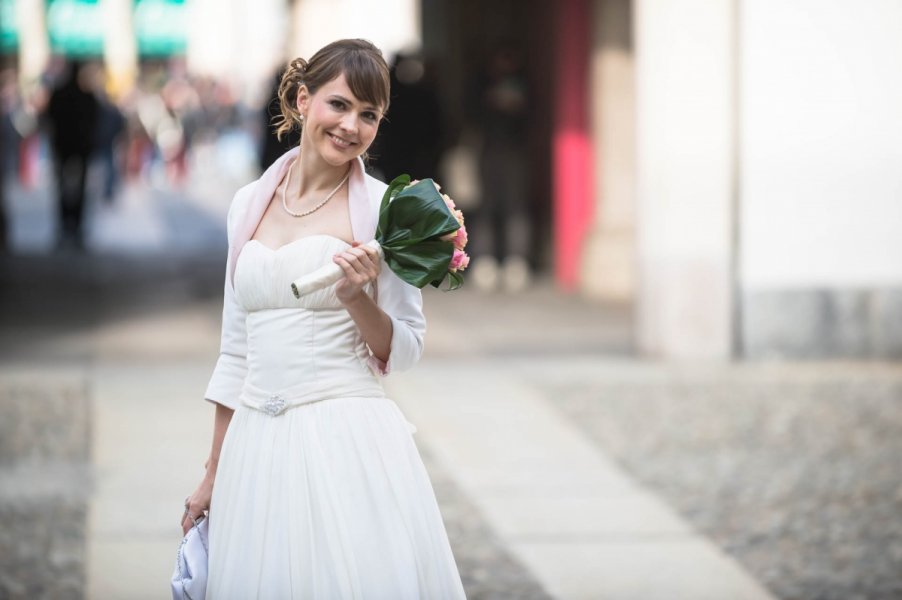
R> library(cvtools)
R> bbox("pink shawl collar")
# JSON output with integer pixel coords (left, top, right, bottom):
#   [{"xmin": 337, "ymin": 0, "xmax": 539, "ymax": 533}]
[{"xmin": 227, "ymin": 147, "xmax": 376, "ymax": 285}]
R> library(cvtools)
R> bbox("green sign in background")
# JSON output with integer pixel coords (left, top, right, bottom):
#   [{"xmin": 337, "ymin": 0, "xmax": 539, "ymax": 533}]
[
  {"xmin": 135, "ymin": 0, "xmax": 187, "ymax": 56},
  {"xmin": 12, "ymin": 0, "xmax": 189, "ymax": 58},
  {"xmin": 1, "ymin": 0, "xmax": 18, "ymax": 53},
  {"xmin": 46, "ymin": 0, "xmax": 104, "ymax": 56}
]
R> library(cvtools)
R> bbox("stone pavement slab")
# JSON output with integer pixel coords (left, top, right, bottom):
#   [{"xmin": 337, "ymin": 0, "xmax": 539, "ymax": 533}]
[
  {"xmin": 386, "ymin": 361, "xmax": 776, "ymax": 600},
  {"xmin": 86, "ymin": 361, "xmax": 214, "ymax": 599}
]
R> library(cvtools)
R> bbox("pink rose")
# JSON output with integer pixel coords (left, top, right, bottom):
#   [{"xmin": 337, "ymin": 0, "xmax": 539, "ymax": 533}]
[
  {"xmin": 452, "ymin": 224, "xmax": 468, "ymax": 250},
  {"xmin": 441, "ymin": 225, "xmax": 468, "ymax": 250},
  {"xmin": 449, "ymin": 249, "xmax": 470, "ymax": 272},
  {"xmin": 442, "ymin": 193, "xmax": 456, "ymax": 211}
]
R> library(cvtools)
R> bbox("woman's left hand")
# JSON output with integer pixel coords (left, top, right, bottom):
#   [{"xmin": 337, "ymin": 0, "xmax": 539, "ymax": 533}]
[{"xmin": 334, "ymin": 241, "xmax": 381, "ymax": 304}]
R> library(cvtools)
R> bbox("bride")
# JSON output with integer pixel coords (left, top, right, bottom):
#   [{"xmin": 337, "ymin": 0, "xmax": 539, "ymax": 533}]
[{"xmin": 181, "ymin": 39, "xmax": 466, "ymax": 599}]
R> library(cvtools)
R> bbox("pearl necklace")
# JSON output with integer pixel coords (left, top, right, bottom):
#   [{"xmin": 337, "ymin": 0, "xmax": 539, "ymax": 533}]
[{"xmin": 281, "ymin": 160, "xmax": 350, "ymax": 218}]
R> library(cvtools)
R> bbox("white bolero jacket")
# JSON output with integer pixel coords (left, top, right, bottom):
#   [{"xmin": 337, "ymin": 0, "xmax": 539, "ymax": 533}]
[{"xmin": 204, "ymin": 147, "xmax": 426, "ymax": 410}]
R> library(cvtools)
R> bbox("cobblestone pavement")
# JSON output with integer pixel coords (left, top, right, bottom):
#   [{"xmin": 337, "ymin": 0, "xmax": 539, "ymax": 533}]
[
  {"xmin": 531, "ymin": 362, "xmax": 902, "ymax": 600},
  {"xmin": 0, "ymin": 371, "xmax": 91, "ymax": 600}
]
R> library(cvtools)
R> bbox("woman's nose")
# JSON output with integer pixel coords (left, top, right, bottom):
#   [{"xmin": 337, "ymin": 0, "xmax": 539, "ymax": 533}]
[{"xmin": 340, "ymin": 113, "xmax": 359, "ymax": 133}]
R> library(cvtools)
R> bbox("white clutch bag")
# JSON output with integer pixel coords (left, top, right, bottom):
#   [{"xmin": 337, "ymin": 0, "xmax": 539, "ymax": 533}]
[{"xmin": 171, "ymin": 515, "xmax": 209, "ymax": 600}]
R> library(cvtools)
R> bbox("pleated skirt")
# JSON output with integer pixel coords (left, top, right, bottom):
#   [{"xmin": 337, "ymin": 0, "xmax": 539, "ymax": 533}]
[{"xmin": 205, "ymin": 395, "xmax": 466, "ymax": 599}]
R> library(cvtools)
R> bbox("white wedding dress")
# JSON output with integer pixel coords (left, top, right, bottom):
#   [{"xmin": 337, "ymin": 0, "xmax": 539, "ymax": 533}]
[{"xmin": 205, "ymin": 235, "xmax": 466, "ymax": 599}]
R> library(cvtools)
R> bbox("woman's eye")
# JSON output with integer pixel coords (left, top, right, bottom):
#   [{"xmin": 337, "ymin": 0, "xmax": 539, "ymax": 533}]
[
  {"xmin": 363, "ymin": 112, "xmax": 378, "ymax": 121},
  {"xmin": 329, "ymin": 100, "xmax": 345, "ymax": 110}
]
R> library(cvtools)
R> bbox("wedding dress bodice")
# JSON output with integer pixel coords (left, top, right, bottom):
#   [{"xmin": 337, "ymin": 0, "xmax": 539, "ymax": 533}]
[{"xmin": 234, "ymin": 235, "xmax": 380, "ymax": 397}]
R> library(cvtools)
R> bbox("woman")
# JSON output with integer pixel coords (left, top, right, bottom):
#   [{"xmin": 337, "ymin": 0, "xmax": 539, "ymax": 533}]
[{"xmin": 182, "ymin": 39, "xmax": 466, "ymax": 599}]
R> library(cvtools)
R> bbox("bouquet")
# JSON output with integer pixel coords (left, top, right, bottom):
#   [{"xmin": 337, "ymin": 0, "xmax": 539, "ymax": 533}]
[{"xmin": 290, "ymin": 175, "xmax": 470, "ymax": 298}]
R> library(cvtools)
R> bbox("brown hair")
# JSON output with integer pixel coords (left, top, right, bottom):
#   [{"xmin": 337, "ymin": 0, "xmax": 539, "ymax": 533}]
[{"xmin": 274, "ymin": 39, "xmax": 391, "ymax": 141}]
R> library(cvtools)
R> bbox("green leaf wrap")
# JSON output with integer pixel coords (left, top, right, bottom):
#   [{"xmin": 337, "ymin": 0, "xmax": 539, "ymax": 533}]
[{"xmin": 376, "ymin": 175, "xmax": 462, "ymax": 289}]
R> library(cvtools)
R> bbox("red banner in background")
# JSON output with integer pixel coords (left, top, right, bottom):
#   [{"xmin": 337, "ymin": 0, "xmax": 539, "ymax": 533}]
[{"xmin": 553, "ymin": 0, "xmax": 593, "ymax": 291}]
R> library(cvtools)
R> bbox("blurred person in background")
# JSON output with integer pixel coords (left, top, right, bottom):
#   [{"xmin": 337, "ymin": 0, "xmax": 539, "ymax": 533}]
[
  {"xmin": 370, "ymin": 51, "xmax": 444, "ymax": 181},
  {"xmin": 470, "ymin": 44, "xmax": 531, "ymax": 292},
  {"xmin": 259, "ymin": 69, "xmax": 301, "ymax": 171},
  {"xmin": 0, "ymin": 67, "xmax": 17, "ymax": 251},
  {"xmin": 130, "ymin": 60, "xmax": 200, "ymax": 186},
  {"xmin": 44, "ymin": 60, "xmax": 99, "ymax": 249},
  {"xmin": 181, "ymin": 38, "xmax": 466, "ymax": 598},
  {"xmin": 94, "ymin": 72, "xmax": 125, "ymax": 203}
]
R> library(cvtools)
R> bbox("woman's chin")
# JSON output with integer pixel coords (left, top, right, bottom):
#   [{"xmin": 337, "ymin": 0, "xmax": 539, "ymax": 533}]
[
  {"xmin": 322, "ymin": 153, "xmax": 355, "ymax": 167},
  {"xmin": 324, "ymin": 147, "xmax": 361, "ymax": 166}
]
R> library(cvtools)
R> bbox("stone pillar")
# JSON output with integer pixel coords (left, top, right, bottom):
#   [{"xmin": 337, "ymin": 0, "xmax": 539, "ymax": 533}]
[
  {"xmin": 739, "ymin": 1, "xmax": 902, "ymax": 359},
  {"xmin": 580, "ymin": 0, "xmax": 636, "ymax": 302},
  {"xmin": 101, "ymin": 0, "xmax": 137, "ymax": 98},
  {"xmin": 187, "ymin": 0, "xmax": 239, "ymax": 81},
  {"xmin": 16, "ymin": 0, "xmax": 50, "ymax": 83},
  {"xmin": 187, "ymin": 0, "xmax": 287, "ymax": 103},
  {"xmin": 291, "ymin": 0, "xmax": 421, "ymax": 62},
  {"xmin": 634, "ymin": 0, "xmax": 736, "ymax": 359}
]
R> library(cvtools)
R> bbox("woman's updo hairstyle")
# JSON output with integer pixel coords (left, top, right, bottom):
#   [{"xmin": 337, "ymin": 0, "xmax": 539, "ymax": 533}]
[{"xmin": 274, "ymin": 38, "xmax": 391, "ymax": 141}]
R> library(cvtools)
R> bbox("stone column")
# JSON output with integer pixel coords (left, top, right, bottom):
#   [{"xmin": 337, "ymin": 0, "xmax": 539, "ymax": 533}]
[
  {"xmin": 186, "ymin": 0, "xmax": 239, "ymax": 81},
  {"xmin": 16, "ymin": 0, "xmax": 50, "ymax": 83},
  {"xmin": 634, "ymin": 0, "xmax": 736, "ymax": 359},
  {"xmin": 580, "ymin": 0, "xmax": 636, "ymax": 302},
  {"xmin": 291, "ymin": 0, "xmax": 421, "ymax": 62},
  {"xmin": 101, "ymin": 0, "xmax": 137, "ymax": 98},
  {"xmin": 187, "ymin": 0, "xmax": 287, "ymax": 103}
]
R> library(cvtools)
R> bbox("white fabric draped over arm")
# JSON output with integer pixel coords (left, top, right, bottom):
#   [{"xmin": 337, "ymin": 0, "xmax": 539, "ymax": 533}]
[
  {"xmin": 204, "ymin": 191, "xmax": 250, "ymax": 409},
  {"xmin": 368, "ymin": 265, "xmax": 426, "ymax": 376}
]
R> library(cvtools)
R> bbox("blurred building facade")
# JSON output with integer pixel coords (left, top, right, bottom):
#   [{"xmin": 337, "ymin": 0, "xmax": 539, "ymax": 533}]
[
  {"xmin": 420, "ymin": 0, "xmax": 902, "ymax": 361},
  {"xmin": 582, "ymin": 0, "xmax": 902, "ymax": 360},
  {"xmin": 5, "ymin": 0, "xmax": 900, "ymax": 360}
]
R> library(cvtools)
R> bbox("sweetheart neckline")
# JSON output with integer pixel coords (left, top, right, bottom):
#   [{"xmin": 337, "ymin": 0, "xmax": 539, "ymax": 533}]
[{"xmin": 245, "ymin": 234, "xmax": 353, "ymax": 253}]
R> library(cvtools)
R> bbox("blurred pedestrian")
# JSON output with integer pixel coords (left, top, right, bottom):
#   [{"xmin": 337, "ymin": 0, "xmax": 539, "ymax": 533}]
[
  {"xmin": 370, "ymin": 52, "xmax": 444, "ymax": 181},
  {"xmin": 94, "ymin": 81, "xmax": 125, "ymax": 202},
  {"xmin": 181, "ymin": 39, "xmax": 466, "ymax": 599},
  {"xmin": 0, "ymin": 66, "xmax": 18, "ymax": 251},
  {"xmin": 471, "ymin": 45, "xmax": 532, "ymax": 292},
  {"xmin": 259, "ymin": 70, "xmax": 300, "ymax": 171},
  {"xmin": 45, "ymin": 61, "xmax": 99, "ymax": 248}
]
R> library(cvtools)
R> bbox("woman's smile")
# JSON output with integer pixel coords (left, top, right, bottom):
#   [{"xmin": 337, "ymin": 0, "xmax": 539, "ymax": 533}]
[{"xmin": 327, "ymin": 132, "xmax": 356, "ymax": 149}]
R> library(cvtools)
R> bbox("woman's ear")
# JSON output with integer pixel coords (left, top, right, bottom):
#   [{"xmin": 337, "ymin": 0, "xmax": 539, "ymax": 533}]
[{"xmin": 296, "ymin": 85, "xmax": 310, "ymax": 117}]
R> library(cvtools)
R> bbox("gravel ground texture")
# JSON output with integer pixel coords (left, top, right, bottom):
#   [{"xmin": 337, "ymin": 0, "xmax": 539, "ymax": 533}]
[
  {"xmin": 538, "ymin": 362, "xmax": 902, "ymax": 600},
  {"xmin": 0, "ymin": 373, "xmax": 92, "ymax": 600}
]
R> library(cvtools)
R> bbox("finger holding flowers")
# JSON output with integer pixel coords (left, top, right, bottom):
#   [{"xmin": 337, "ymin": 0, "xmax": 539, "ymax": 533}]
[{"xmin": 333, "ymin": 241, "xmax": 382, "ymax": 304}]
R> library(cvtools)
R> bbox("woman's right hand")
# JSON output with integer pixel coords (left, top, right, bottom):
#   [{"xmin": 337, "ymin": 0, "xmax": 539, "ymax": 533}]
[{"xmin": 181, "ymin": 475, "xmax": 213, "ymax": 536}]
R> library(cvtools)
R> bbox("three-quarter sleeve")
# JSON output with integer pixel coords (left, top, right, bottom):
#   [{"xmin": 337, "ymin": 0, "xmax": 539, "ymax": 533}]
[
  {"xmin": 204, "ymin": 190, "xmax": 251, "ymax": 409},
  {"xmin": 368, "ymin": 264, "xmax": 426, "ymax": 376}
]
